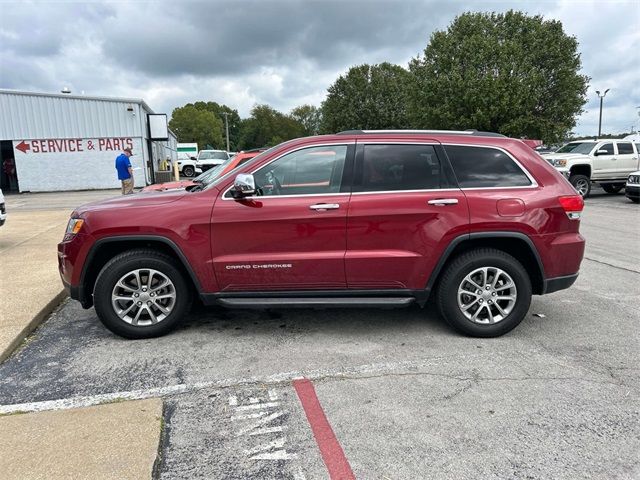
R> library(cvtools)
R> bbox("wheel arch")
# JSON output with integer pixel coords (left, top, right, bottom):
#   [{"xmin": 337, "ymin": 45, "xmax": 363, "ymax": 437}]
[
  {"xmin": 569, "ymin": 164, "xmax": 591, "ymax": 178},
  {"xmin": 426, "ymin": 232, "xmax": 545, "ymax": 297},
  {"xmin": 78, "ymin": 236, "xmax": 201, "ymax": 308}
]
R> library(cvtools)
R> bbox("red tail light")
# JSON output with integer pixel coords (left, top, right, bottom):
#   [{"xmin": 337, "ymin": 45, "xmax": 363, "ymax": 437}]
[{"xmin": 559, "ymin": 195, "xmax": 584, "ymax": 220}]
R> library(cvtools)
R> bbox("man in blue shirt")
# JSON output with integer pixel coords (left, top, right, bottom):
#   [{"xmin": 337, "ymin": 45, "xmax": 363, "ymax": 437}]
[{"xmin": 115, "ymin": 147, "xmax": 134, "ymax": 194}]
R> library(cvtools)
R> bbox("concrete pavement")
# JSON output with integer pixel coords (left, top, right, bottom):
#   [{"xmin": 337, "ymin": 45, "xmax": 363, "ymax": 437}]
[
  {"xmin": 0, "ymin": 190, "xmax": 164, "ymax": 480},
  {"xmin": 0, "ymin": 398, "xmax": 163, "ymax": 480}
]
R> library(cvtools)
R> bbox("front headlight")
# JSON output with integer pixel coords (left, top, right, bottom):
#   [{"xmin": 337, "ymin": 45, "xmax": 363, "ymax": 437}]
[
  {"xmin": 65, "ymin": 218, "xmax": 84, "ymax": 235},
  {"xmin": 553, "ymin": 159, "xmax": 567, "ymax": 167}
]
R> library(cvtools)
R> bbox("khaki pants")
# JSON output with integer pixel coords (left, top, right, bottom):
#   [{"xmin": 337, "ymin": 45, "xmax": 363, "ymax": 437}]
[{"xmin": 121, "ymin": 178, "xmax": 134, "ymax": 195}]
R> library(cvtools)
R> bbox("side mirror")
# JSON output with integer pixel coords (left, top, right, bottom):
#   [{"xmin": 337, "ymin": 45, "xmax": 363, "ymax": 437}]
[
  {"xmin": 595, "ymin": 149, "xmax": 608, "ymax": 156},
  {"xmin": 232, "ymin": 173, "xmax": 256, "ymax": 198},
  {"xmin": 190, "ymin": 156, "xmax": 197, "ymax": 160}
]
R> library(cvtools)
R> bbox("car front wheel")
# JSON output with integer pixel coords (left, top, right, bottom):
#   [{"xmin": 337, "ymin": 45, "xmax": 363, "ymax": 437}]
[
  {"xmin": 93, "ymin": 249, "xmax": 192, "ymax": 339},
  {"xmin": 569, "ymin": 174, "xmax": 591, "ymax": 197},
  {"xmin": 182, "ymin": 165, "xmax": 195, "ymax": 177},
  {"xmin": 436, "ymin": 248, "xmax": 532, "ymax": 337}
]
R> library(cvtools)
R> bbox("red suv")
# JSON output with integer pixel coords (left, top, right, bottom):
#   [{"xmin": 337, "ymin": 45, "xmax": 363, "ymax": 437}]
[{"xmin": 58, "ymin": 130, "xmax": 585, "ymax": 339}]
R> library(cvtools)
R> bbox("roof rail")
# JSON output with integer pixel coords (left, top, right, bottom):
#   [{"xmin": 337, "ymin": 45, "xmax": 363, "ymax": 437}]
[{"xmin": 336, "ymin": 129, "xmax": 506, "ymax": 138}]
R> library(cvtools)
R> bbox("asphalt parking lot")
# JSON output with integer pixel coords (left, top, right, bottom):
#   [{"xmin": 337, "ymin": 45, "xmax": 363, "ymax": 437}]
[{"xmin": 1, "ymin": 187, "xmax": 638, "ymax": 479}]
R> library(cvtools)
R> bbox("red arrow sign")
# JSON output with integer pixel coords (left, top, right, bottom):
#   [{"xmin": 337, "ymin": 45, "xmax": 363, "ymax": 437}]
[{"xmin": 15, "ymin": 141, "xmax": 30, "ymax": 154}]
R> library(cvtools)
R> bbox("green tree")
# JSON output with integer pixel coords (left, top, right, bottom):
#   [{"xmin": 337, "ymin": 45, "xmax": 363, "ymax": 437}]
[
  {"xmin": 191, "ymin": 101, "xmax": 242, "ymax": 151},
  {"xmin": 408, "ymin": 10, "xmax": 589, "ymax": 144},
  {"xmin": 237, "ymin": 105, "xmax": 305, "ymax": 150},
  {"xmin": 168, "ymin": 105, "xmax": 224, "ymax": 149},
  {"xmin": 320, "ymin": 62, "xmax": 412, "ymax": 133},
  {"xmin": 290, "ymin": 104, "xmax": 322, "ymax": 136}
]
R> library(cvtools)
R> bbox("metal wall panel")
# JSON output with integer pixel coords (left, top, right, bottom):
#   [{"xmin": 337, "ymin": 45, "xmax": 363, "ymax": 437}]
[{"xmin": 0, "ymin": 91, "xmax": 145, "ymax": 140}]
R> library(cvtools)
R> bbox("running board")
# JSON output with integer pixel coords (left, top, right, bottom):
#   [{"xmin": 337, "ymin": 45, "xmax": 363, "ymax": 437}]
[{"xmin": 216, "ymin": 297, "xmax": 416, "ymax": 309}]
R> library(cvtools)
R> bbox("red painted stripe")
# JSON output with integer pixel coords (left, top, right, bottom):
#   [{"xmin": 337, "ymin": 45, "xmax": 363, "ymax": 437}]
[{"xmin": 293, "ymin": 378, "xmax": 355, "ymax": 480}]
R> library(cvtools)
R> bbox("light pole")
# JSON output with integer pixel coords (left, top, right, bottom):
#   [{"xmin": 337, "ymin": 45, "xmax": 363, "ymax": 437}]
[
  {"xmin": 595, "ymin": 89, "xmax": 610, "ymax": 137},
  {"xmin": 221, "ymin": 112, "xmax": 230, "ymax": 152}
]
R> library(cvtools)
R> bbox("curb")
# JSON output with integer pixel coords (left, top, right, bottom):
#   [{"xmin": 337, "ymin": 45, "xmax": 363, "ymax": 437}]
[{"xmin": 0, "ymin": 290, "xmax": 68, "ymax": 364}]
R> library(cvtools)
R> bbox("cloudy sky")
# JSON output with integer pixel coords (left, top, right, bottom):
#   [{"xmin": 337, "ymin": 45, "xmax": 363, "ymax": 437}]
[{"xmin": 1, "ymin": 0, "xmax": 638, "ymax": 136}]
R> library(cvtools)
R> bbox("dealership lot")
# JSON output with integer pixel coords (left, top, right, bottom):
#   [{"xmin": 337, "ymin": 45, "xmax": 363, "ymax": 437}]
[{"xmin": 0, "ymin": 189, "xmax": 638, "ymax": 479}]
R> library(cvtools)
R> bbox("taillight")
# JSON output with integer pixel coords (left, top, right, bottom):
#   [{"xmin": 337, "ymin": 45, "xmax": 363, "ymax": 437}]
[{"xmin": 559, "ymin": 195, "xmax": 584, "ymax": 220}]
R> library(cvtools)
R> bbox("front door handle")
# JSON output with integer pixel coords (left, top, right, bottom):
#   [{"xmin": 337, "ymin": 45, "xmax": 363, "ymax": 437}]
[
  {"xmin": 309, "ymin": 203, "xmax": 340, "ymax": 211},
  {"xmin": 428, "ymin": 198, "xmax": 459, "ymax": 206}
]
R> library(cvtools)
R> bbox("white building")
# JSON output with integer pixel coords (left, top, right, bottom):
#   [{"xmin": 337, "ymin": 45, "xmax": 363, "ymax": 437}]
[{"xmin": 0, "ymin": 89, "xmax": 177, "ymax": 193}]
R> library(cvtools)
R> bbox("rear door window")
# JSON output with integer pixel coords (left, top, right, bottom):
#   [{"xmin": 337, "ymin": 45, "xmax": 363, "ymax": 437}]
[
  {"xmin": 444, "ymin": 145, "xmax": 532, "ymax": 188},
  {"xmin": 617, "ymin": 143, "xmax": 634, "ymax": 155},
  {"xmin": 354, "ymin": 144, "xmax": 442, "ymax": 192}
]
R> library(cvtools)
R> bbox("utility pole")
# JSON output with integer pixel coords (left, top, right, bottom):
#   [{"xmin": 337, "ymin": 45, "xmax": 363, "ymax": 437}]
[
  {"xmin": 221, "ymin": 112, "xmax": 230, "ymax": 152},
  {"xmin": 595, "ymin": 89, "xmax": 610, "ymax": 137}
]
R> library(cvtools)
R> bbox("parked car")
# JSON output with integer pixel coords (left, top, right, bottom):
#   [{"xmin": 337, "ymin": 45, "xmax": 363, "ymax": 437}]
[
  {"xmin": 0, "ymin": 188, "xmax": 5, "ymax": 226},
  {"xmin": 625, "ymin": 171, "xmax": 640, "ymax": 203},
  {"xmin": 58, "ymin": 130, "xmax": 585, "ymax": 340},
  {"xmin": 196, "ymin": 150, "xmax": 230, "ymax": 172},
  {"xmin": 542, "ymin": 140, "xmax": 640, "ymax": 197},
  {"xmin": 175, "ymin": 153, "xmax": 201, "ymax": 177},
  {"xmin": 142, "ymin": 149, "xmax": 266, "ymax": 192}
]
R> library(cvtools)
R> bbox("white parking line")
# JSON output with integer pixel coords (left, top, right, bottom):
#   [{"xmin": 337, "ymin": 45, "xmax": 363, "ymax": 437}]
[{"xmin": 0, "ymin": 358, "xmax": 464, "ymax": 415}]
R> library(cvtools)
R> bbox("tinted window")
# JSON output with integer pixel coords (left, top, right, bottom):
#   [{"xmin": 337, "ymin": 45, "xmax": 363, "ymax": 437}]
[
  {"xmin": 598, "ymin": 143, "xmax": 614, "ymax": 155},
  {"xmin": 253, "ymin": 145, "xmax": 347, "ymax": 196},
  {"xmin": 445, "ymin": 146, "xmax": 532, "ymax": 188},
  {"xmin": 356, "ymin": 144, "xmax": 441, "ymax": 192},
  {"xmin": 617, "ymin": 142, "xmax": 634, "ymax": 154},
  {"xmin": 556, "ymin": 142, "xmax": 595, "ymax": 154},
  {"xmin": 200, "ymin": 151, "xmax": 228, "ymax": 160}
]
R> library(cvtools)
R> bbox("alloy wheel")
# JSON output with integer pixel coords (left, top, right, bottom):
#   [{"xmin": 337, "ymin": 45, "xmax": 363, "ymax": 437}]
[
  {"xmin": 111, "ymin": 268, "xmax": 176, "ymax": 326},
  {"xmin": 457, "ymin": 266, "xmax": 517, "ymax": 324}
]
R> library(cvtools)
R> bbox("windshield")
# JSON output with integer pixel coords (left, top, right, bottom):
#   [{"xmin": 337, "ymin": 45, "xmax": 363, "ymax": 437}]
[
  {"xmin": 204, "ymin": 146, "xmax": 281, "ymax": 190},
  {"xmin": 199, "ymin": 151, "xmax": 228, "ymax": 160},
  {"xmin": 555, "ymin": 142, "xmax": 595, "ymax": 154},
  {"xmin": 192, "ymin": 160, "xmax": 233, "ymax": 183}
]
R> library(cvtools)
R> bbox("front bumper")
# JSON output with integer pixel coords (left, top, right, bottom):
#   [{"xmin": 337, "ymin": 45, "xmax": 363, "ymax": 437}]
[{"xmin": 625, "ymin": 184, "xmax": 640, "ymax": 200}]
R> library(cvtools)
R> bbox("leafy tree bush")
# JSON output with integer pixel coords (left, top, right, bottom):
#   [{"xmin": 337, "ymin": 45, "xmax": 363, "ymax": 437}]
[
  {"xmin": 321, "ymin": 62, "xmax": 412, "ymax": 133},
  {"xmin": 408, "ymin": 11, "xmax": 589, "ymax": 144}
]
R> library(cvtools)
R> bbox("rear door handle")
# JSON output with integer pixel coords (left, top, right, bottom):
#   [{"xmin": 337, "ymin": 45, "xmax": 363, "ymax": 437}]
[
  {"xmin": 428, "ymin": 198, "xmax": 459, "ymax": 206},
  {"xmin": 309, "ymin": 203, "xmax": 340, "ymax": 211}
]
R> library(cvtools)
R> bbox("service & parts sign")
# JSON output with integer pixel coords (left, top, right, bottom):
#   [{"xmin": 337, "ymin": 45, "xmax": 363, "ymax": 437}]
[{"xmin": 13, "ymin": 137, "xmax": 145, "ymax": 192}]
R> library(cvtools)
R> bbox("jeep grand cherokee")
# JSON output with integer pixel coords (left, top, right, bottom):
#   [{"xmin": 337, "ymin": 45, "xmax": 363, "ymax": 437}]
[{"xmin": 58, "ymin": 130, "xmax": 585, "ymax": 339}]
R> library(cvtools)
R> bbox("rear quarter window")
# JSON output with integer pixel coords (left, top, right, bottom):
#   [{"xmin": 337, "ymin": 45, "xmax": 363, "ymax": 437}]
[{"xmin": 444, "ymin": 145, "xmax": 532, "ymax": 188}]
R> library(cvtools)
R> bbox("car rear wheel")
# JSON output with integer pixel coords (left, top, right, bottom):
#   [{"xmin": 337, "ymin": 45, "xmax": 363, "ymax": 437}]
[
  {"xmin": 600, "ymin": 183, "xmax": 624, "ymax": 194},
  {"xmin": 182, "ymin": 165, "xmax": 195, "ymax": 177},
  {"xmin": 436, "ymin": 248, "xmax": 532, "ymax": 337},
  {"xmin": 93, "ymin": 249, "xmax": 192, "ymax": 339},
  {"xmin": 569, "ymin": 174, "xmax": 591, "ymax": 198}
]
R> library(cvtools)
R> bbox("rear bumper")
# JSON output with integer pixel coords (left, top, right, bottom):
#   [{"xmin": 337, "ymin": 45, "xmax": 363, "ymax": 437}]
[{"xmin": 542, "ymin": 273, "xmax": 579, "ymax": 294}]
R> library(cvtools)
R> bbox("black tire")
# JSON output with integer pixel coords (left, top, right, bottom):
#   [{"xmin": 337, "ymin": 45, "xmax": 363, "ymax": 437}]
[
  {"xmin": 436, "ymin": 248, "xmax": 532, "ymax": 338},
  {"xmin": 182, "ymin": 165, "xmax": 195, "ymax": 177},
  {"xmin": 630, "ymin": 198, "xmax": 640, "ymax": 204},
  {"xmin": 600, "ymin": 183, "xmax": 624, "ymax": 194},
  {"xmin": 93, "ymin": 249, "xmax": 192, "ymax": 339},
  {"xmin": 569, "ymin": 174, "xmax": 591, "ymax": 198}
]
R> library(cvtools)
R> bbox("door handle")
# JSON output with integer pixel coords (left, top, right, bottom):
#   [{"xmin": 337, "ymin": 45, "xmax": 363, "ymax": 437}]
[
  {"xmin": 309, "ymin": 203, "xmax": 340, "ymax": 211},
  {"xmin": 428, "ymin": 198, "xmax": 459, "ymax": 206}
]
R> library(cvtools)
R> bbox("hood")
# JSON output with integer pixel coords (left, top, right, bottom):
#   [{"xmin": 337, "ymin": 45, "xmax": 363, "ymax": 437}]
[
  {"xmin": 541, "ymin": 152, "xmax": 590, "ymax": 160},
  {"xmin": 74, "ymin": 190, "xmax": 187, "ymax": 216},
  {"xmin": 141, "ymin": 180, "xmax": 194, "ymax": 192}
]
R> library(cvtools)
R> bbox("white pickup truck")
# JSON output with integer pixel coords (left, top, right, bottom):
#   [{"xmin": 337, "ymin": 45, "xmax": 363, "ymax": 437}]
[
  {"xmin": 196, "ymin": 150, "xmax": 230, "ymax": 172},
  {"xmin": 542, "ymin": 139, "xmax": 640, "ymax": 197}
]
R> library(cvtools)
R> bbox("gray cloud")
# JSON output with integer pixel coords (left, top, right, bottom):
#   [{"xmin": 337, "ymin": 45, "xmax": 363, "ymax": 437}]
[{"xmin": 0, "ymin": 0, "xmax": 638, "ymax": 135}]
